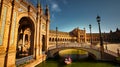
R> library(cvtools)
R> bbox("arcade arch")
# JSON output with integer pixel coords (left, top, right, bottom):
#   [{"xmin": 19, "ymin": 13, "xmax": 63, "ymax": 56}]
[{"xmin": 16, "ymin": 17, "xmax": 35, "ymax": 59}]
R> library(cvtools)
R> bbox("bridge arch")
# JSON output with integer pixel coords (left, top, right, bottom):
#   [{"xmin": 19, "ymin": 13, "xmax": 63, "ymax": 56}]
[
  {"xmin": 47, "ymin": 47, "xmax": 101, "ymax": 60},
  {"xmin": 47, "ymin": 44, "xmax": 118, "ymax": 61},
  {"xmin": 54, "ymin": 48, "xmax": 97, "ymax": 60}
]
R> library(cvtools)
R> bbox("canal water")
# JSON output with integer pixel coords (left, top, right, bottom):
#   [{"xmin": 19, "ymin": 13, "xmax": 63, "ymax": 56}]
[
  {"xmin": 36, "ymin": 59, "xmax": 120, "ymax": 67},
  {"xmin": 36, "ymin": 49, "xmax": 120, "ymax": 67}
]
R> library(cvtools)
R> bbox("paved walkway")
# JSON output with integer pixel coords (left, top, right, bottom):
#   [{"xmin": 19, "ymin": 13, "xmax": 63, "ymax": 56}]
[{"xmin": 96, "ymin": 43, "xmax": 120, "ymax": 53}]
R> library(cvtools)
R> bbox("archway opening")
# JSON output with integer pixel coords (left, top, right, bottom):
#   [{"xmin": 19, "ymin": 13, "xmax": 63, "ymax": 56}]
[
  {"xmin": 49, "ymin": 48, "xmax": 97, "ymax": 62},
  {"xmin": 42, "ymin": 35, "xmax": 46, "ymax": 52},
  {"xmin": 16, "ymin": 17, "xmax": 35, "ymax": 59},
  {"xmin": 58, "ymin": 49, "xmax": 89, "ymax": 61}
]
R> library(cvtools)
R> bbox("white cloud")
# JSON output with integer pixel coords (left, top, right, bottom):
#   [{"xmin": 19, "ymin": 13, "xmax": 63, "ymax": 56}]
[
  {"xmin": 51, "ymin": 3, "xmax": 61, "ymax": 12},
  {"xmin": 47, "ymin": 0, "xmax": 61, "ymax": 12},
  {"xmin": 46, "ymin": 0, "xmax": 68, "ymax": 19}
]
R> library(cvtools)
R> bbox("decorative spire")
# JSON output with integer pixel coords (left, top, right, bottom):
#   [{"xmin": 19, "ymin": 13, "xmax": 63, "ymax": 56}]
[
  {"xmin": 84, "ymin": 28, "xmax": 86, "ymax": 31},
  {"xmin": 37, "ymin": 0, "xmax": 41, "ymax": 7},
  {"xmin": 110, "ymin": 30, "xmax": 112, "ymax": 33},
  {"xmin": 116, "ymin": 28, "xmax": 119, "ymax": 32},
  {"xmin": 45, "ymin": 4, "xmax": 49, "ymax": 15},
  {"xmin": 37, "ymin": 0, "xmax": 43, "ymax": 14},
  {"xmin": 46, "ymin": 4, "xmax": 48, "ymax": 9},
  {"xmin": 45, "ymin": 4, "xmax": 50, "ymax": 19}
]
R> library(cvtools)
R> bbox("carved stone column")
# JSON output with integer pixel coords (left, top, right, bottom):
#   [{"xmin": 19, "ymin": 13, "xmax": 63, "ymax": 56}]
[
  {"xmin": 22, "ymin": 34, "xmax": 25, "ymax": 52},
  {"xmin": 46, "ymin": 20, "xmax": 50, "ymax": 51}
]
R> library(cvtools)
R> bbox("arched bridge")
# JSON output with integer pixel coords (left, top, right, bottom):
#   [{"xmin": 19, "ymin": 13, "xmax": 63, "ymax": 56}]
[{"xmin": 47, "ymin": 43, "xmax": 118, "ymax": 61}]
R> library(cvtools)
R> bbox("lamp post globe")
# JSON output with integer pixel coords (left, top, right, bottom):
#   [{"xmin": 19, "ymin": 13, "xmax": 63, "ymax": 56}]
[
  {"xmin": 89, "ymin": 24, "xmax": 91, "ymax": 29},
  {"xmin": 96, "ymin": 15, "xmax": 101, "ymax": 22}
]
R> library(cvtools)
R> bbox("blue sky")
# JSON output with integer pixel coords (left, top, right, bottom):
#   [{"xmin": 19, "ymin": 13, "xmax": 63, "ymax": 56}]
[{"xmin": 30, "ymin": 0, "xmax": 120, "ymax": 33}]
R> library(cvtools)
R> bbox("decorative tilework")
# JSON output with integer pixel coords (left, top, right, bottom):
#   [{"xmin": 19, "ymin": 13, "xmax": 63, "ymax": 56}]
[
  {"xmin": 0, "ymin": 7, "xmax": 7, "ymax": 45},
  {"xmin": 10, "ymin": 12, "xmax": 17, "ymax": 45}
]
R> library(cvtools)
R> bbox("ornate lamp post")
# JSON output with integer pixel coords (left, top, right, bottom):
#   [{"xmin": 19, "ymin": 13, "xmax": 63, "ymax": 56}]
[
  {"xmin": 96, "ymin": 15, "xmax": 104, "ymax": 59},
  {"xmin": 89, "ymin": 24, "xmax": 92, "ymax": 47},
  {"xmin": 56, "ymin": 27, "xmax": 58, "ymax": 48}
]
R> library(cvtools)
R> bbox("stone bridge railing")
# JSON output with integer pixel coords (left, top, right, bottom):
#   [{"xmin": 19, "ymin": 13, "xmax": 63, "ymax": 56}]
[{"xmin": 48, "ymin": 43, "xmax": 118, "ymax": 57}]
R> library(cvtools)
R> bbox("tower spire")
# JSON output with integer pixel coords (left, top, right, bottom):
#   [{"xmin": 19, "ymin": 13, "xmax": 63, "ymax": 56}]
[
  {"xmin": 45, "ymin": 4, "xmax": 50, "ymax": 19},
  {"xmin": 37, "ymin": 0, "xmax": 40, "ymax": 7},
  {"xmin": 37, "ymin": 0, "xmax": 43, "ymax": 14}
]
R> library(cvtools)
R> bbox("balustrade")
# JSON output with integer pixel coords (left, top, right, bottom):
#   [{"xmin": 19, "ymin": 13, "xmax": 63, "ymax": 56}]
[{"xmin": 16, "ymin": 55, "xmax": 33, "ymax": 66}]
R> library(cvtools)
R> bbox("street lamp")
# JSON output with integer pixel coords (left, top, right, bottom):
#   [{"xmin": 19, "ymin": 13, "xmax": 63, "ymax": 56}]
[
  {"xmin": 96, "ymin": 15, "xmax": 104, "ymax": 59},
  {"xmin": 89, "ymin": 24, "xmax": 92, "ymax": 47},
  {"xmin": 56, "ymin": 27, "xmax": 58, "ymax": 48}
]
